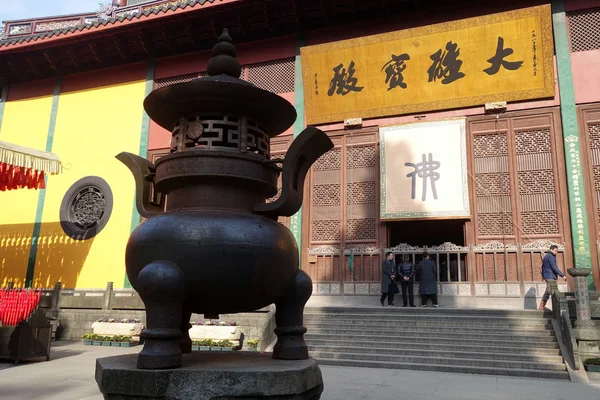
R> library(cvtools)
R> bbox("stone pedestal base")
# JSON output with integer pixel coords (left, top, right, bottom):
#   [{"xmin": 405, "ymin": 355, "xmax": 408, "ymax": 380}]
[
  {"xmin": 578, "ymin": 340, "xmax": 600, "ymax": 358},
  {"xmin": 96, "ymin": 351, "xmax": 323, "ymax": 400}
]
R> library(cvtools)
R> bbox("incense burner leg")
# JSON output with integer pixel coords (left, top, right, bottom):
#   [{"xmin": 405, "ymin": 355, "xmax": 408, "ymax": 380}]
[
  {"xmin": 180, "ymin": 309, "xmax": 192, "ymax": 354},
  {"xmin": 136, "ymin": 260, "xmax": 185, "ymax": 369},
  {"xmin": 272, "ymin": 269, "xmax": 312, "ymax": 360}
]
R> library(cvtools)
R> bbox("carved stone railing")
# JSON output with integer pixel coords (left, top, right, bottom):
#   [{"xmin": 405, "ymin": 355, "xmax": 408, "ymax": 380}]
[{"xmin": 552, "ymin": 288, "xmax": 581, "ymax": 370}]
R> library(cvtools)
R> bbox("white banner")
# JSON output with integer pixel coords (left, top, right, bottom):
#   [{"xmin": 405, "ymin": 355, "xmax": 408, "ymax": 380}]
[{"xmin": 380, "ymin": 119, "xmax": 470, "ymax": 219}]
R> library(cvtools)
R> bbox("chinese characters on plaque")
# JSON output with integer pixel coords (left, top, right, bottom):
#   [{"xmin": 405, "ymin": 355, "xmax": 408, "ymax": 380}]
[
  {"xmin": 380, "ymin": 119, "xmax": 470, "ymax": 220},
  {"xmin": 301, "ymin": 5, "xmax": 554, "ymax": 125}
]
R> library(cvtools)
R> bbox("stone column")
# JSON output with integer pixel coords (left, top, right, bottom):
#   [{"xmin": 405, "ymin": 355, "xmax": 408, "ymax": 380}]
[
  {"xmin": 104, "ymin": 281, "xmax": 114, "ymax": 311},
  {"xmin": 568, "ymin": 267, "xmax": 600, "ymax": 357},
  {"xmin": 552, "ymin": 0, "xmax": 595, "ymax": 289}
]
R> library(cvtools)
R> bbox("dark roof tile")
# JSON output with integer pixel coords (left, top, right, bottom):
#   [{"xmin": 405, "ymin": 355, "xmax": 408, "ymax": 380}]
[{"xmin": 0, "ymin": 0, "xmax": 217, "ymax": 48}]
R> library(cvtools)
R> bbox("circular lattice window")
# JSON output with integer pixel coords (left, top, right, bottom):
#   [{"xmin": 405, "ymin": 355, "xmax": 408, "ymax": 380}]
[{"xmin": 60, "ymin": 176, "xmax": 113, "ymax": 240}]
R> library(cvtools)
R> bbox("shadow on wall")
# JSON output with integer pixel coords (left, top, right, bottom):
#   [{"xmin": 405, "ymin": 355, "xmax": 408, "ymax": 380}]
[
  {"xmin": 0, "ymin": 223, "xmax": 33, "ymax": 287},
  {"xmin": 0, "ymin": 222, "xmax": 93, "ymax": 288}
]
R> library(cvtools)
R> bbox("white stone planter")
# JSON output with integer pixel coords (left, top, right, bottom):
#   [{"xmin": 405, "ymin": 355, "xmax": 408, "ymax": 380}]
[
  {"xmin": 91, "ymin": 322, "xmax": 144, "ymax": 338},
  {"xmin": 189, "ymin": 326, "xmax": 241, "ymax": 342}
]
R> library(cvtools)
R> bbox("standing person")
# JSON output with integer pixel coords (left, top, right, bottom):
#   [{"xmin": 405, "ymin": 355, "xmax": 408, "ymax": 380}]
[
  {"xmin": 380, "ymin": 252, "xmax": 396, "ymax": 307},
  {"xmin": 539, "ymin": 245, "xmax": 566, "ymax": 310},
  {"xmin": 418, "ymin": 252, "xmax": 438, "ymax": 307},
  {"xmin": 397, "ymin": 255, "xmax": 416, "ymax": 307}
]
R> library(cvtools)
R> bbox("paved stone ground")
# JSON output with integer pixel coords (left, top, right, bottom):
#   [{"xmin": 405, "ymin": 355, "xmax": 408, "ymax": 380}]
[{"xmin": 0, "ymin": 342, "xmax": 599, "ymax": 400}]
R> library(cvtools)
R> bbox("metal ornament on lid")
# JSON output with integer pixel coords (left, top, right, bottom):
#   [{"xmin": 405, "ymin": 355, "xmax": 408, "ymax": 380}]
[{"xmin": 117, "ymin": 29, "xmax": 333, "ymax": 370}]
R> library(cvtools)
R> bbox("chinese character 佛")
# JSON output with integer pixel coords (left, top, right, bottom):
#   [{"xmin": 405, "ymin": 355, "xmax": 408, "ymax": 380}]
[
  {"xmin": 405, "ymin": 153, "xmax": 441, "ymax": 202},
  {"xmin": 327, "ymin": 60, "xmax": 364, "ymax": 96},
  {"xmin": 427, "ymin": 41, "xmax": 465, "ymax": 84},
  {"xmin": 483, "ymin": 37, "xmax": 523, "ymax": 75},
  {"xmin": 381, "ymin": 53, "xmax": 411, "ymax": 91}
]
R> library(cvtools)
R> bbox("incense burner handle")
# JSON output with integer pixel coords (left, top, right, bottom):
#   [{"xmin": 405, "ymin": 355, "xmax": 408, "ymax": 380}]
[
  {"xmin": 116, "ymin": 152, "xmax": 165, "ymax": 218},
  {"xmin": 255, "ymin": 127, "xmax": 333, "ymax": 219}
]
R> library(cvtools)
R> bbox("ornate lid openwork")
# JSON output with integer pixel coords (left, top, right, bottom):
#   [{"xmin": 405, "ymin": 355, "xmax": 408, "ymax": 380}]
[{"xmin": 144, "ymin": 29, "xmax": 296, "ymax": 138}]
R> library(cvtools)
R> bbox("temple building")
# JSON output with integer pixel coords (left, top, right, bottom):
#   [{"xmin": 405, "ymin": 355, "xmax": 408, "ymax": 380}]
[{"xmin": 1, "ymin": 0, "xmax": 599, "ymax": 306}]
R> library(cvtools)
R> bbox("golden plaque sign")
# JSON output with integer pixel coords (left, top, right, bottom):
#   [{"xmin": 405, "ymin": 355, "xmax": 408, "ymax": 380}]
[{"xmin": 301, "ymin": 5, "xmax": 554, "ymax": 125}]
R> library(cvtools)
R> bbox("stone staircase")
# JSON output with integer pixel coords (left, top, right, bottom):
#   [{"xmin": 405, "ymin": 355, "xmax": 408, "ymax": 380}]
[{"xmin": 304, "ymin": 307, "xmax": 568, "ymax": 379}]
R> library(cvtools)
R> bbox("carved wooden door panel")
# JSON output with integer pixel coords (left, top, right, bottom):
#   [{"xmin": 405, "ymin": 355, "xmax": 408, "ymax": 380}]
[
  {"xmin": 578, "ymin": 105, "xmax": 600, "ymax": 282},
  {"xmin": 305, "ymin": 127, "xmax": 380, "ymax": 295},
  {"xmin": 468, "ymin": 108, "xmax": 571, "ymax": 284}
]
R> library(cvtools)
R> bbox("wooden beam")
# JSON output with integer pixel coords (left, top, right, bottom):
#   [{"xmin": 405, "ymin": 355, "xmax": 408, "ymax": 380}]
[
  {"xmin": 6, "ymin": 59, "xmax": 26, "ymax": 81},
  {"xmin": 24, "ymin": 55, "xmax": 41, "ymax": 78},
  {"xmin": 65, "ymin": 47, "xmax": 80, "ymax": 68},
  {"xmin": 137, "ymin": 30, "xmax": 155, "ymax": 56},
  {"xmin": 88, "ymin": 42, "xmax": 106, "ymax": 65},
  {"xmin": 184, "ymin": 22, "xmax": 199, "ymax": 46},
  {"xmin": 159, "ymin": 28, "xmax": 175, "ymax": 53},
  {"xmin": 42, "ymin": 50, "xmax": 58, "ymax": 73},
  {"xmin": 112, "ymin": 35, "xmax": 130, "ymax": 61}
]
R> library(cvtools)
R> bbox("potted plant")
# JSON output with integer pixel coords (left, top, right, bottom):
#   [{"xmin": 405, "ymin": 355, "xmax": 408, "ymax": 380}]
[
  {"xmin": 111, "ymin": 335, "xmax": 122, "ymax": 347},
  {"xmin": 82, "ymin": 333, "xmax": 93, "ymax": 345},
  {"xmin": 120, "ymin": 336, "xmax": 133, "ymax": 347},
  {"xmin": 101, "ymin": 336, "xmax": 112, "ymax": 346},
  {"xmin": 92, "ymin": 334, "xmax": 103, "ymax": 346},
  {"xmin": 198, "ymin": 339, "xmax": 212, "ymax": 351},
  {"xmin": 217, "ymin": 340, "xmax": 234, "ymax": 351},
  {"xmin": 247, "ymin": 339, "xmax": 259, "ymax": 351},
  {"xmin": 191, "ymin": 340, "xmax": 200, "ymax": 352},
  {"xmin": 584, "ymin": 357, "xmax": 600, "ymax": 372}
]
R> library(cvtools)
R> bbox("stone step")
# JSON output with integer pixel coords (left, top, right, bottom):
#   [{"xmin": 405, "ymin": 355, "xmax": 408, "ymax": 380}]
[
  {"xmin": 311, "ymin": 351, "xmax": 566, "ymax": 371},
  {"xmin": 305, "ymin": 308, "xmax": 552, "ymax": 318},
  {"xmin": 306, "ymin": 307, "xmax": 550, "ymax": 319},
  {"xmin": 308, "ymin": 345, "xmax": 564, "ymax": 363},
  {"xmin": 304, "ymin": 325, "xmax": 556, "ymax": 338},
  {"xmin": 314, "ymin": 358, "xmax": 569, "ymax": 380},
  {"xmin": 305, "ymin": 334, "xmax": 560, "ymax": 349},
  {"xmin": 304, "ymin": 313, "xmax": 550, "ymax": 324},
  {"xmin": 305, "ymin": 329, "xmax": 557, "ymax": 343},
  {"xmin": 303, "ymin": 318, "xmax": 551, "ymax": 330},
  {"xmin": 307, "ymin": 339, "xmax": 561, "ymax": 355}
]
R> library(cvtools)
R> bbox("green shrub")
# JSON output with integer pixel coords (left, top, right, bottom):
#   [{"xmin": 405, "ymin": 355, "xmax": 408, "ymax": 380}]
[
  {"xmin": 217, "ymin": 340, "xmax": 233, "ymax": 348},
  {"xmin": 584, "ymin": 357, "xmax": 600, "ymax": 366},
  {"xmin": 247, "ymin": 339, "xmax": 259, "ymax": 349}
]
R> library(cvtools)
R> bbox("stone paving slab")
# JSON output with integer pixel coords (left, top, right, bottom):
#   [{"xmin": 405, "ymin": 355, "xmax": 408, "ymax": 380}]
[{"xmin": 0, "ymin": 342, "xmax": 599, "ymax": 400}]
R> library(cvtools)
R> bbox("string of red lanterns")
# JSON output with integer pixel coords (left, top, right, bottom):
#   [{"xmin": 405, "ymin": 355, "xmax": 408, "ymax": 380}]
[
  {"xmin": 0, "ymin": 162, "xmax": 46, "ymax": 191},
  {"xmin": 0, "ymin": 289, "xmax": 42, "ymax": 325}
]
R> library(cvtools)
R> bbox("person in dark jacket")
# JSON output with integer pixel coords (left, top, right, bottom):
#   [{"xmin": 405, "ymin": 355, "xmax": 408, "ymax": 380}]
[
  {"xmin": 397, "ymin": 255, "xmax": 416, "ymax": 307},
  {"xmin": 418, "ymin": 252, "xmax": 438, "ymax": 307},
  {"xmin": 380, "ymin": 252, "xmax": 396, "ymax": 307},
  {"xmin": 539, "ymin": 244, "xmax": 566, "ymax": 310}
]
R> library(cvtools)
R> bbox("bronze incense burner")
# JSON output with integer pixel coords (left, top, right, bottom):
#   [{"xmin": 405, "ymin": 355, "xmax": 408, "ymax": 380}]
[{"xmin": 117, "ymin": 30, "xmax": 333, "ymax": 370}]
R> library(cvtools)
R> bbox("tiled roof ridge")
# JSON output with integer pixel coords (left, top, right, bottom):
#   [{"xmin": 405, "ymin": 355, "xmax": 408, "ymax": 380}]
[{"xmin": 0, "ymin": 0, "xmax": 220, "ymax": 49}]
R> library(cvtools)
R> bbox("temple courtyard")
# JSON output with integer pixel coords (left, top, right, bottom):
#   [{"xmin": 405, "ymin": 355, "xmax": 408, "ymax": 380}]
[{"xmin": 0, "ymin": 341, "xmax": 598, "ymax": 399}]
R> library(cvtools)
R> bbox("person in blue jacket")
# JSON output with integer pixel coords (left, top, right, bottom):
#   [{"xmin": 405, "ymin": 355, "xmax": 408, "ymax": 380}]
[{"xmin": 539, "ymin": 244, "xmax": 567, "ymax": 310}]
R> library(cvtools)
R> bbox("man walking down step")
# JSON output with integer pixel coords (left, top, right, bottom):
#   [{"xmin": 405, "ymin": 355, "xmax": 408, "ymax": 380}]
[
  {"xmin": 539, "ymin": 244, "xmax": 566, "ymax": 311},
  {"xmin": 418, "ymin": 252, "xmax": 438, "ymax": 307},
  {"xmin": 380, "ymin": 252, "xmax": 397, "ymax": 307},
  {"xmin": 397, "ymin": 255, "xmax": 416, "ymax": 307}
]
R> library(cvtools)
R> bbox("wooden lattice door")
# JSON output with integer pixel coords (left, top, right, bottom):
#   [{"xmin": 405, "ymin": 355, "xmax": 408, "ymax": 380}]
[
  {"xmin": 578, "ymin": 104, "xmax": 600, "ymax": 282},
  {"xmin": 468, "ymin": 108, "xmax": 571, "ymax": 284},
  {"xmin": 304, "ymin": 128, "xmax": 381, "ymax": 295}
]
